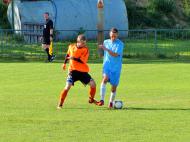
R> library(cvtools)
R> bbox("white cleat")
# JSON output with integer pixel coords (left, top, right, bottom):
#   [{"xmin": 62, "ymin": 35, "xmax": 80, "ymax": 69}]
[{"xmin": 57, "ymin": 106, "xmax": 62, "ymax": 110}]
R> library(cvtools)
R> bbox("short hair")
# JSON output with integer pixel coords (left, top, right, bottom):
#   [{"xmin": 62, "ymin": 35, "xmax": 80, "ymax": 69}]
[
  {"xmin": 110, "ymin": 28, "xmax": 118, "ymax": 33},
  {"xmin": 44, "ymin": 12, "xmax": 49, "ymax": 16},
  {"xmin": 77, "ymin": 34, "xmax": 86, "ymax": 41}
]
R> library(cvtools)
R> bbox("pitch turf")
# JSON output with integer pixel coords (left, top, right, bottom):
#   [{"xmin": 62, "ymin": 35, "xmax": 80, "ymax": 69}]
[{"xmin": 0, "ymin": 62, "xmax": 190, "ymax": 142}]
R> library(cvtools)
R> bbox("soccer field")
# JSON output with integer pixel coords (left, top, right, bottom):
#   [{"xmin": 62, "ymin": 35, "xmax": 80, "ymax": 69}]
[{"xmin": 0, "ymin": 62, "xmax": 190, "ymax": 142}]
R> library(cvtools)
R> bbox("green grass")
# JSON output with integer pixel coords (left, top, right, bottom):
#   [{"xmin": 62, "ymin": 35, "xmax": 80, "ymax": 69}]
[
  {"xmin": 0, "ymin": 62, "xmax": 190, "ymax": 142},
  {"xmin": 1, "ymin": 39, "xmax": 190, "ymax": 61},
  {"xmin": 124, "ymin": 39, "xmax": 190, "ymax": 59},
  {"xmin": 1, "ymin": 32, "xmax": 190, "ymax": 61}
]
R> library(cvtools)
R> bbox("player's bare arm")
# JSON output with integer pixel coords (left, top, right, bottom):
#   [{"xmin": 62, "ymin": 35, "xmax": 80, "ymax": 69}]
[
  {"xmin": 62, "ymin": 54, "xmax": 69, "ymax": 70},
  {"xmin": 99, "ymin": 45, "xmax": 119, "ymax": 57},
  {"xmin": 50, "ymin": 29, "xmax": 53, "ymax": 41}
]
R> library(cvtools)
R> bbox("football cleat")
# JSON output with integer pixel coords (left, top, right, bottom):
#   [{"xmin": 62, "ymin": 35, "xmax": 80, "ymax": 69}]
[
  {"xmin": 57, "ymin": 104, "xmax": 63, "ymax": 109},
  {"xmin": 50, "ymin": 55, "xmax": 56, "ymax": 62},
  {"xmin": 89, "ymin": 98, "xmax": 97, "ymax": 104},
  {"xmin": 96, "ymin": 100, "xmax": 104, "ymax": 106},
  {"xmin": 108, "ymin": 102, "xmax": 113, "ymax": 109}
]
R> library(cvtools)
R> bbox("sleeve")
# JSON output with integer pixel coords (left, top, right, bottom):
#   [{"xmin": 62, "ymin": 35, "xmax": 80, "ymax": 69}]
[
  {"xmin": 64, "ymin": 54, "xmax": 69, "ymax": 64},
  {"xmin": 103, "ymin": 40, "xmax": 107, "ymax": 48},
  {"xmin": 115, "ymin": 42, "xmax": 124, "ymax": 56},
  {"xmin": 80, "ymin": 48, "xmax": 89, "ymax": 63},
  {"xmin": 50, "ymin": 20, "xmax": 53, "ymax": 29}
]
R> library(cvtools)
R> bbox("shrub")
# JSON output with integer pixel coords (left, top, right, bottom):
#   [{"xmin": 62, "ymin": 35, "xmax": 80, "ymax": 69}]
[
  {"xmin": 151, "ymin": 0, "xmax": 176, "ymax": 14},
  {"xmin": 0, "ymin": 2, "xmax": 11, "ymax": 29},
  {"xmin": 183, "ymin": 0, "xmax": 190, "ymax": 16}
]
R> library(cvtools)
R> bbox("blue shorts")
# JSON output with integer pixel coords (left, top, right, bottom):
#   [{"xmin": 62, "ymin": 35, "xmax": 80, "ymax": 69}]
[{"xmin": 103, "ymin": 68, "xmax": 121, "ymax": 86}]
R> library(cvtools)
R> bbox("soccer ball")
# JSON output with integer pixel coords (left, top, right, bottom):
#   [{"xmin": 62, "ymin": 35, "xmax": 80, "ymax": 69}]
[{"xmin": 113, "ymin": 100, "xmax": 123, "ymax": 109}]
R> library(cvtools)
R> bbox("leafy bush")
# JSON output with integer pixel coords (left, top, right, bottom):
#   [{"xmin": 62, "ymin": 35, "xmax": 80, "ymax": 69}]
[
  {"xmin": 0, "ymin": 3, "xmax": 11, "ymax": 29},
  {"xmin": 151, "ymin": 0, "xmax": 176, "ymax": 14},
  {"xmin": 183, "ymin": 0, "xmax": 190, "ymax": 16},
  {"xmin": 125, "ymin": 0, "xmax": 149, "ymax": 28}
]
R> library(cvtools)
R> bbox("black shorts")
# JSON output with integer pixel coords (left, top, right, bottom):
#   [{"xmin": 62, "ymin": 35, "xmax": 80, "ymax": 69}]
[
  {"xmin": 42, "ymin": 37, "xmax": 50, "ymax": 45},
  {"xmin": 67, "ymin": 70, "xmax": 93, "ymax": 86}
]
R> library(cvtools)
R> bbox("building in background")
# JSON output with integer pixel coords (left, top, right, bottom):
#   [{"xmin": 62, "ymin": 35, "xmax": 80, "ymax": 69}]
[{"xmin": 7, "ymin": 0, "xmax": 128, "ymax": 42}]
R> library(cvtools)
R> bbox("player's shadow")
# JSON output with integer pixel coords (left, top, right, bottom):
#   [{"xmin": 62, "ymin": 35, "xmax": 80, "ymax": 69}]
[
  {"xmin": 125, "ymin": 107, "xmax": 190, "ymax": 111},
  {"xmin": 58, "ymin": 107, "xmax": 190, "ymax": 111}
]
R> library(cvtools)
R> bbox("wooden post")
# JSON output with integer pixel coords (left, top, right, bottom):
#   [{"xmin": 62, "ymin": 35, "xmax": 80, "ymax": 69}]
[{"xmin": 97, "ymin": 0, "xmax": 104, "ymax": 57}]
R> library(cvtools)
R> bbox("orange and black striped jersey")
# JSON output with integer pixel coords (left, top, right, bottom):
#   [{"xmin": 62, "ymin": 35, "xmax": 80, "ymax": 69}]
[{"xmin": 67, "ymin": 43, "xmax": 89, "ymax": 72}]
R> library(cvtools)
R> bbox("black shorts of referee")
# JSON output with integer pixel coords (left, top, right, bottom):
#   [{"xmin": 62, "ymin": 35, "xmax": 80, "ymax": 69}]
[{"xmin": 42, "ymin": 37, "xmax": 51, "ymax": 45}]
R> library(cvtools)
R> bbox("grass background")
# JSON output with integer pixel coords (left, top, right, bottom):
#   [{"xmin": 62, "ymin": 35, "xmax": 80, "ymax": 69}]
[
  {"xmin": 1, "ymin": 39, "xmax": 190, "ymax": 61},
  {"xmin": 1, "ymin": 29, "xmax": 190, "ymax": 61},
  {"xmin": 0, "ymin": 62, "xmax": 190, "ymax": 142}
]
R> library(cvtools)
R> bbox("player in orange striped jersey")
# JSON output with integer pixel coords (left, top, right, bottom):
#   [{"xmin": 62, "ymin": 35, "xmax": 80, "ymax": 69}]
[{"xmin": 57, "ymin": 34, "xmax": 97, "ymax": 109}]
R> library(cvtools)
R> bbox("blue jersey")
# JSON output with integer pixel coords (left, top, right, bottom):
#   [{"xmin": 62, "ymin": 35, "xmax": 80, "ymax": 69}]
[
  {"xmin": 103, "ymin": 39, "xmax": 124, "ymax": 73},
  {"xmin": 102, "ymin": 39, "xmax": 124, "ymax": 86}
]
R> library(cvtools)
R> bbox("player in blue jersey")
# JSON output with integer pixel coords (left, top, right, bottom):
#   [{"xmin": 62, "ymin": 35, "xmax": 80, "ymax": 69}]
[{"xmin": 96, "ymin": 28, "xmax": 124, "ymax": 108}]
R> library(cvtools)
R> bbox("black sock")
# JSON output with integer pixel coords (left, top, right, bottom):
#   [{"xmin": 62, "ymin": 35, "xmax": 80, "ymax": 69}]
[{"xmin": 45, "ymin": 48, "xmax": 51, "ymax": 61}]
